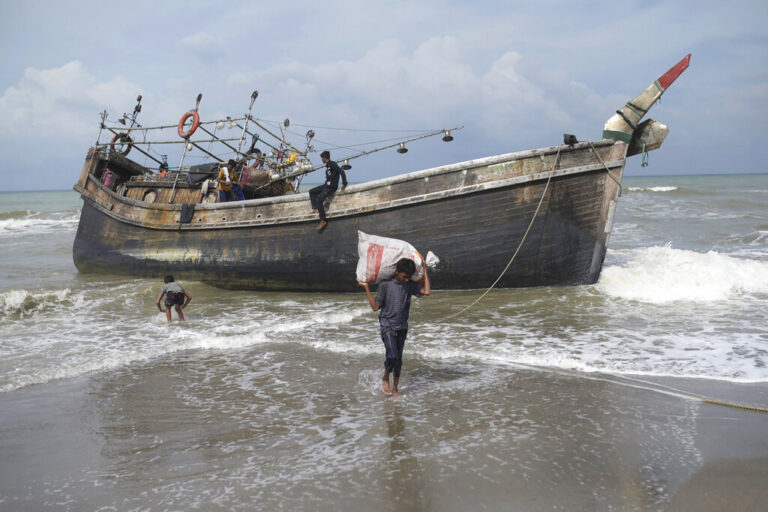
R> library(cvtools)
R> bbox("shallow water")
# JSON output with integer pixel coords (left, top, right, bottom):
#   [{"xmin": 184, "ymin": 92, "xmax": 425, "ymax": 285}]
[{"xmin": 1, "ymin": 176, "xmax": 768, "ymax": 510}]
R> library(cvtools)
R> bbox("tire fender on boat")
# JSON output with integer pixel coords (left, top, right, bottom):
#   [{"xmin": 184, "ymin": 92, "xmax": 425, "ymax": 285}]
[
  {"xmin": 178, "ymin": 111, "xmax": 200, "ymax": 139},
  {"xmin": 109, "ymin": 133, "xmax": 133, "ymax": 156}
]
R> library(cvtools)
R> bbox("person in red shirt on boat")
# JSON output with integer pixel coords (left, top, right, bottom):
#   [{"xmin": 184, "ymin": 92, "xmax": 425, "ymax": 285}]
[
  {"xmin": 155, "ymin": 275, "xmax": 192, "ymax": 323},
  {"xmin": 309, "ymin": 151, "xmax": 347, "ymax": 230}
]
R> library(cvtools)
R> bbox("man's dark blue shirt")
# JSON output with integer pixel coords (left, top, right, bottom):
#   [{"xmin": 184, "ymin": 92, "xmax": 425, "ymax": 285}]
[
  {"xmin": 375, "ymin": 279, "xmax": 423, "ymax": 331},
  {"xmin": 324, "ymin": 160, "xmax": 348, "ymax": 191}
]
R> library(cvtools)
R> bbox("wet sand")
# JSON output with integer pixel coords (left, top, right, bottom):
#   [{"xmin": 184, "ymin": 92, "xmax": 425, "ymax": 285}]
[{"xmin": 1, "ymin": 344, "xmax": 767, "ymax": 511}]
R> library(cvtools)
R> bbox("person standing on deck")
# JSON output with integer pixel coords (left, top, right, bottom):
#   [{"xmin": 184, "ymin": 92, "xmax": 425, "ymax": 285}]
[
  {"xmin": 217, "ymin": 161, "xmax": 234, "ymax": 202},
  {"xmin": 309, "ymin": 150, "xmax": 347, "ymax": 230},
  {"xmin": 228, "ymin": 159, "xmax": 246, "ymax": 201}
]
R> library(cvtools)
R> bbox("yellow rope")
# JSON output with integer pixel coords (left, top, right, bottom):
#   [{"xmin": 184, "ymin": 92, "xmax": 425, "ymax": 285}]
[
  {"xmin": 698, "ymin": 397, "xmax": 768, "ymax": 414},
  {"xmin": 601, "ymin": 374, "xmax": 768, "ymax": 415},
  {"xmin": 442, "ymin": 146, "xmax": 561, "ymax": 321},
  {"xmin": 437, "ymin": 142, "xmax": 768, "ymax": 414},
  {"xmin": 434, "ymin": 143, "xmax": 768, "ymax": 414},
  {"xmin": 513, "ymin": 365, "xmax": 768, "ymax": 415}
]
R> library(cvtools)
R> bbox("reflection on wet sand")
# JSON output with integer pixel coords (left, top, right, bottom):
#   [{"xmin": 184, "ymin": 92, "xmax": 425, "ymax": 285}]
[{"xmin": 382, "ymin": 400, "xmax": 433, "ymax": 511}]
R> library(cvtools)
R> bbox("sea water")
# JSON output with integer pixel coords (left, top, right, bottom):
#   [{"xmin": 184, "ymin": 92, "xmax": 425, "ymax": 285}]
[{"xmin": 1, "ymin": 176, "xmax": 767, "ymax": 510}]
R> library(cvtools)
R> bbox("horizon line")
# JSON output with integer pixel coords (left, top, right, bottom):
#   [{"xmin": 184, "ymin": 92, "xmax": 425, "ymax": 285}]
[{"xmin": 1, "ymin": 171, "xmax": 767, "ymax": 194}]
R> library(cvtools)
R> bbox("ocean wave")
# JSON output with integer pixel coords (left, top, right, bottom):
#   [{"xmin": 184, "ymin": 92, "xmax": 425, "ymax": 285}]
[
  {"xmin": 0, "ymin": 300, "xmax": 370, "ymax": 393},
  {"xmin": 721, "ymin": 230, "xmax": 768, "ymax": 250},
  {"xmin": 626, "ymin": 186, "xmax": 679, "ymax": 192},
  {"xmin": 0, "ymin": 212, "xmax": 80, "ymax": 237},
  {"xmin": 412, "ymin": 321, "xmax": 768, "ymax": 383},
  {"xmin": 748, "ymin": 230, "xmax": 768, "ymax": 244},
  {"xmin": 596, "ymin": 245, "xmax": 768, "ymax": 303},
  {"xmin": 0, "ymin": 210, "xmax": 33, "ymax": 220},
  {"xmin": 3, "ymin": 274, "xmax": 765, "ymax": 394},
  {"xmin": 0, "ymin": 288, "xmax": 76, "ymax": 318}
]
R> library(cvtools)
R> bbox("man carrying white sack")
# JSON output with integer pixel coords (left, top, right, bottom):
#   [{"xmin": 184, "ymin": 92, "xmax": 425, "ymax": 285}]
[{"xmin": 359, "ymin": 258, "xmax": 431, "ymax": 398}]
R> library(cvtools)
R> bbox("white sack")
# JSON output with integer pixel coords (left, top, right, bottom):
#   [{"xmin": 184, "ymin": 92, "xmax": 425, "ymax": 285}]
[
  {"xmin": 355, "ymin": 231, "xmax": 438, "ymax": 284},
  {"xmin": 425, "ymin": 251, "xmax": 439, "ymax": 268}
]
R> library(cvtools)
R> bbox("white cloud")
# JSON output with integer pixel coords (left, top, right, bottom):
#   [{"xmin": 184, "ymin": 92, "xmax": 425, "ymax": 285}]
[
  {"xmin": 177, "ymin": 32, "xmax": 228, "ymax": 62},
  {"xmin": 0, "ymin": 61, "xmax": 142, "ymax": 140},
  {"xmin": 225, "ymin": 38, "xmax": 614, "ymax": 148}
]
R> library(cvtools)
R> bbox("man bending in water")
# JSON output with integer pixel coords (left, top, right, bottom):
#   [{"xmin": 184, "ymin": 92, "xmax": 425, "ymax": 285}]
[{"xmin": 156, "ymin": 275, "xmax": 192, "ymax": 323}]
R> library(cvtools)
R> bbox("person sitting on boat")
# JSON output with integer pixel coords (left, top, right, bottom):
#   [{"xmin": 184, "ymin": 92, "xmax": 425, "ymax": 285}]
[
  {"xmin": 310, "ymin": 150, "xmax": 347, "ymax": 230},
  {"xmin": 228, "ymin": 159, "xmax": 246, "ymax": 201},
  {"xmin": 217, "ymin": 161, "xmax": 234, "ymax": 202}
]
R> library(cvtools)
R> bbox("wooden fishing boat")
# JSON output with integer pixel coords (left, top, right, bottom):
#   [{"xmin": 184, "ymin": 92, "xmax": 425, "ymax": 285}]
[{"xmin": 72, "ymin": 55, "xmax": 691, "ymax": 291}]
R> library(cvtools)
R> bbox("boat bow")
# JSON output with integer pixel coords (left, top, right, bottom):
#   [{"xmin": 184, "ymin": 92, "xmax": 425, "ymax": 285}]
[{"xmin": 603, "ymin": 54, "xmax": 691, "ymax": 143}]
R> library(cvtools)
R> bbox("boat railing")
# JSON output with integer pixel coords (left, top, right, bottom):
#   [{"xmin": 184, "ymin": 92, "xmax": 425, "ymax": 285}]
[{"xmin": 94, "ymin": 93, "xmax": 465, "ymax": 195}]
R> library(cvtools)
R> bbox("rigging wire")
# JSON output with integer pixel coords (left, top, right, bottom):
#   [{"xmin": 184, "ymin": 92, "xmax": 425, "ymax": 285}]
[
  {"xmin": 257, "ymin": 118, "xmax": 436, "ymax": 133},
  {"xmin": 257, "ymin": 118, "xmax": 443, "ymax": 155},
  {"xmin": 311, "ymin": 133, "xmax": 434, "ymax": 153}
]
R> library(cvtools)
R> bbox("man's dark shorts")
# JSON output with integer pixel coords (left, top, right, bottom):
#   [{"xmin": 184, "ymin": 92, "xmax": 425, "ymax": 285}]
[{"xmin": 164, "ymin": 291, "xmax": 185, "ymax": 307}]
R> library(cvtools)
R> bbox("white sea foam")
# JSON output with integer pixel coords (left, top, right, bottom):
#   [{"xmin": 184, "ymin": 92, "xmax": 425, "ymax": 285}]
[
  {"xmin": 0, "ymin": 288, "xmax": 74, "ymax": 317},
  {"xmin": 626, "ymin": 186, "xmax": 679, "ymax": 192},
  {"xmin": 596, "ymin": 245, "xmax": 768, "ymax": 303},
  {"xmin": 0, "ymin": 292, "xmax": 372, "ymax": 393},
  {"xmin": 3, "ymin": 246, "xmax": 767, "ymax": 394},
  {"xmin": 0, "ymin": 212, "xmax": 80, "ymax": 237},
  {"xmin": 751, "ymin": 230, "xmax": 768, "ymax": 244},
  {"xmin": 413, "ymin": 320, "xmax": 768, "ymax": 383}
]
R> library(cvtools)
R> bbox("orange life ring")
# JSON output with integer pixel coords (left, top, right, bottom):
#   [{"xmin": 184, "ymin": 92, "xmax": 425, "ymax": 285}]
[
  {"xmin": 178, "ymin": 111, "xmax": 200, "ymax": 138},
  {"xmin": 109, "ymin": 133, "xmax": 133, "ymax": 156}
]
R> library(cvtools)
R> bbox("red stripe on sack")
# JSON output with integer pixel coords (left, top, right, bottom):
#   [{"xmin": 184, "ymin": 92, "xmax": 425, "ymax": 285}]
[{"xmin": 366, "ymin": 244, "xmax": 384, "ymax": 283}]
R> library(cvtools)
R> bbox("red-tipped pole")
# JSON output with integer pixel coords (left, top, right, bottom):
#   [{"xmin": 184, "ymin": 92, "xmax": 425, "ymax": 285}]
[
  {"xmin": 603, "ymin": 54, "xmax": 692, "ymax": 142},
  {"xmin": 657, "ymin": 53, "xmax": 691, "ymax": 91}
]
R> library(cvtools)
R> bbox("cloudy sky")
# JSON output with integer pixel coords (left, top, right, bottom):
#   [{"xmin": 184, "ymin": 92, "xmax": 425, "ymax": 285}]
[{"xmin": 1, "ymin": 1, "xmax": 766, "ymax": 191}]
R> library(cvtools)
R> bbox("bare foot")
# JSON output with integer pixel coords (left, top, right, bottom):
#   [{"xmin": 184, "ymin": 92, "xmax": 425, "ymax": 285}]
[
  {"xmin": 381, "ymin": 378, "xmax": 392, "ymax": 395},
  {"xmin": 311, "ymin": 209, "xmax": 318, "ymax": 214},
  {"xmin": 316, "ymin": 220, "xmax": 327, "ymax": 230},
  {"xmin": 391, "ymin": 390, "xmax": 400, "ymax": 398}
]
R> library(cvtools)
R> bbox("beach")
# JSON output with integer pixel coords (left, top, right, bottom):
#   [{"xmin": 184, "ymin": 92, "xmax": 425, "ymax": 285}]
[
  {"xmin": 2, "ymin": 347, "xmax": 767, "ymax": 511},
  {"xmin": 1, "ymin": 175, "xmax": 768, "ymax": 510}
]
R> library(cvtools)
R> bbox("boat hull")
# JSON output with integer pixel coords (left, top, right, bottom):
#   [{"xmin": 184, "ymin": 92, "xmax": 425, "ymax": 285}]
[{"xmin": 73, "ymin": 149, "xmax": 624, "ymax": 291}]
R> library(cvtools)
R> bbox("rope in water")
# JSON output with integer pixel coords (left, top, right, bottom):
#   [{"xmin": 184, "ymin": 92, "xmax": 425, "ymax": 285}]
[
  {"xmin": 509, "ymin": 364, "xmax": 768, "ymax": 415},
  {"xmin": 611, "ymin": 374, "xmax": 768, "ymax": 415},
  {"xmin": 437, "ymin": 144, "xmax": 768, "ymax": 415},
  {"xmin": 698, "ymin": 397, "xmax": 768, "ymax": 414},
  {"xmin": 442, "ymin": 146, "xmax": 562, "ymax": 321}
]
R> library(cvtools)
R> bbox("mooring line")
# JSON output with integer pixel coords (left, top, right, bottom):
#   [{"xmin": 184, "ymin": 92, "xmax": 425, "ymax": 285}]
[
  {"xmin": 441, "ymin": 146, "xmax": 561, "ymax": 321},
  {"xmin": 432, "ymin": 142, "xmax": 768, "ymax": 414},
  {"xmin": 498, "ymin": 361, "xmax": 768, "ymax": 415},
  {"xmin": 615, "ymin": 374, "xmax": 768, "ymax": 414}
]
